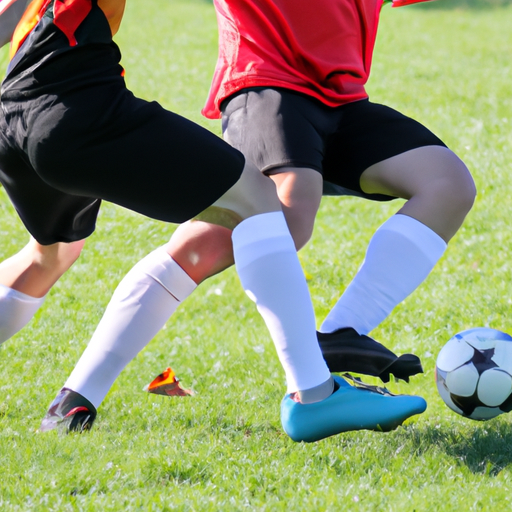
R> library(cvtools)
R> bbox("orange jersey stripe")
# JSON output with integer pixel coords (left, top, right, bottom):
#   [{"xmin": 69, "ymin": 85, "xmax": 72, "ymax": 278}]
[
  {"xmin": 9, "ymin": 0, "xmax": 49, "ymax": 59},
  {"xmin": 97, "ymin": 0, "xmax": 125, "ymax": 36},
  {"xmin": 9, "ymin": 0, "xmax": 126, "ymax": 59}
]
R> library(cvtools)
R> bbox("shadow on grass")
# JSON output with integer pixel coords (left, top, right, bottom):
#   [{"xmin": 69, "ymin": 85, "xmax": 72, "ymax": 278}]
[
  {"xmin": 412, "ymin": 422, "xmax": 512, "ymax": 475},
  {"xmin": 413, "ymin": 0, "xmax": 511, "ymax": 10}
]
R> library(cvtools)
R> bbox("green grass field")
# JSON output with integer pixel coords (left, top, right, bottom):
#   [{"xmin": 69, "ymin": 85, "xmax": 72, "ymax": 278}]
[{"xmin": 1, "ymin": 0, "xmax": 512, "ymax": 510}]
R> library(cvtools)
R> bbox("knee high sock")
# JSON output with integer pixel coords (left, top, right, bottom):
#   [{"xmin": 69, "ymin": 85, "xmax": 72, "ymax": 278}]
[
  {"xmin": 320, "ymin": 214, "xmax": 447, "ymax": 336},
  {"xmin": 64, "ymin": 247, "xmax": 196, "ymax": 408},
  {"xmin": 232, "ymin": 212, "xmax": 332, "ymax": 402},
  {"xmin": 0, "ymin": 284, "xmax": 46, "ymax": 344}
]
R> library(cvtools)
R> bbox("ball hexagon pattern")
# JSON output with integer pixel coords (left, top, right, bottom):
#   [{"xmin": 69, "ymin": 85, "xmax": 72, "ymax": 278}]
[{"xmin": 435, "ymin": 327, "xmax": 512, "ymax": 420}]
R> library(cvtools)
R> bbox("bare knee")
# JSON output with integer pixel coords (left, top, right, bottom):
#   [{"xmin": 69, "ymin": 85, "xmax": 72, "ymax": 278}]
[
  {"xmin": 271, "ymin": 167, "xmax": 323, "ymax": 250},
  {"xmin": 406, "ymin": 151, "xmax": 475, "ymax": 241},
  {"xmin": 418, "ymin": 151, "xmax": 476, "ymax": 232},
  {"xmin": 430, "ymin": 150, "xmax": 476, "ymax": 214},
  {"xmin": 453, "ymin": 160, "xmax": 476, "ymax": 213},
  {"xmin": 165, "ymin": 220, "xmax": 234, "ymax": 284},
  {"xmin": 362, "ymin": 146, "xmax": 476, "ymax": 241}
]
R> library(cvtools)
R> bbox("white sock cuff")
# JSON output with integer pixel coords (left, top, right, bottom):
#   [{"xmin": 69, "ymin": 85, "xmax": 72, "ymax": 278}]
[
  {"xmin": 298, "ymin": 376, "xmax": 334, "ymax": 404},
  {"xmin": 381, "ymin": 214, "xmax": 447, "ymax": 264},
  {"xmin": 232, "ymin": 212, "xmax": 295, "ymax": 269},
  {"xmin": 140, "ymin": 248, "xmax": 197, "ymax": 302},
  {"xmin": 0, "ymin": 283, "xmax": 46, "ymax": 304}
]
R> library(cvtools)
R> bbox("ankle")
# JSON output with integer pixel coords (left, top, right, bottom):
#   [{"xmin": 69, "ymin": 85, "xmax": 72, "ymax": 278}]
[{"xmin": 292, "ymin": 376, "xmax": 336, "ymax": 404}]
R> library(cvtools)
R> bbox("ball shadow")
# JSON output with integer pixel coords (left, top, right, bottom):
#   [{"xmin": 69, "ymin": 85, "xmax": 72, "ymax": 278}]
[{"xmin": 411, "ymin": 420, "xmax": 512, "ymax": 475}]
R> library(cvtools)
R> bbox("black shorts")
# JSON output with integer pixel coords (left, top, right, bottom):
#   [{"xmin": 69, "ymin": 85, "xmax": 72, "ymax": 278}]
[
  {"xmin": 221, "ymin": 88, "xmax": 446, "ymax": 201},
  {"xmin": 0, "ymin": 5, "xmax": 243, "ymax": 245}
]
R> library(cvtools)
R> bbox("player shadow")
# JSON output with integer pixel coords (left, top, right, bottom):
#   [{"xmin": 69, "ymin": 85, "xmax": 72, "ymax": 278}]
[
  {"xmin": 412, "ymin": 422, "xmax": 512, "ymax": 475},
  {"xmin": 413, "ymin": 0, "xmax": 511, "ymax": 10}
]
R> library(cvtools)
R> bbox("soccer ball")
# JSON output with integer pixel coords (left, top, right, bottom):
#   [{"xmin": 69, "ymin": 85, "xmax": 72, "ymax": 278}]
[{"xmin": 435, "ymin": 327, "xmax": 512, "ymax": 420}]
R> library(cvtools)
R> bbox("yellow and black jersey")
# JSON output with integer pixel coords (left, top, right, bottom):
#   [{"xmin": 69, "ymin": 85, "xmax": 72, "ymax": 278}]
[
  {"xmin": 0, "ymin": 0, "xmax": 245, "ymax": 245},
  {"xmin": 4, "ymin": 0, "xmax": 124, "ymax": 82},
  {"xmin": 10, "ymin": 0, "xmax": 124, "ymax": 58}
]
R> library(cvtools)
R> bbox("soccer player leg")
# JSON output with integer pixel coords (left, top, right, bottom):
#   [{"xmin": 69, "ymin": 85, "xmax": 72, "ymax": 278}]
[
  {"xmin": 0, "ymin": 238, "xmax": 84, "ymax": 344},
  {"xmin": 267, "ymin": 167, "xmax": 411, "ymax": 383},
  {"xmin": 319, "ymin": 146, "xmax": 475, "ymax": 378},
  {"xmin": 267, "ymin": 167, "xmax": 323, "ymax": 250},
  {"xmin": 206, "ymin": 161, "xmax": 427, "ymax": 441},
  {"xmin": 39, "ymin": 244, "xmax": 200, "ymax": 432},
  {"xmin": 41, "ymin": 213, "xmax": 241, "ymax": 432},
  {"xmin": 168, "ymin": 213, "xmax": 236, "ymax": 283},
  {"xmin": 207, "ymin": 161, "xmax": 333, "ymax": 401}
]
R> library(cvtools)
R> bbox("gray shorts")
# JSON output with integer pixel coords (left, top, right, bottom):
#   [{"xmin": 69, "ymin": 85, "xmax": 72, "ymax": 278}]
[{"xmin": 221, "ymin": 88, "xmax": 447, "ymax": 200}]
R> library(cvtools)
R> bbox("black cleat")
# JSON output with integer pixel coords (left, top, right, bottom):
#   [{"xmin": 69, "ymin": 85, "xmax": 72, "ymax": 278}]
[
  {"xmin": 39, "ymin": 388, "xmax": 97, "ymax": 433},
  {"xmin": 317, "ymin": 327, "xmax": 423, "ymax": 383}
]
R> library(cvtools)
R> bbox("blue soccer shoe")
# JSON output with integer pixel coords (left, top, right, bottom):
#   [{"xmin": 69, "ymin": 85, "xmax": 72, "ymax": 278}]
[{"xmin": 281, "ymin": 375, "xmax": 427, "ymax": 442}]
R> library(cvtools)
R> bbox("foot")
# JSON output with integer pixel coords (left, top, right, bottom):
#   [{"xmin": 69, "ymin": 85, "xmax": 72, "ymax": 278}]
[
  {"xmin": 39, "ymin": 388, "xmax": 97, "ymax": 433},
  {"xmin": 281, "ymin": 375, "xmax": 426, "ymax": 442},
  {"xmin": 317, "ymin": 327, "xmax": 423, "ymax": 382}
]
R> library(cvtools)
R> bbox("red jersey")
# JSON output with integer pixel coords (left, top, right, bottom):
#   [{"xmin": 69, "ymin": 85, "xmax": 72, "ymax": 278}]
[{"xmin": 203, "ymin": 0, "xmax": 385, "ymax": 119}]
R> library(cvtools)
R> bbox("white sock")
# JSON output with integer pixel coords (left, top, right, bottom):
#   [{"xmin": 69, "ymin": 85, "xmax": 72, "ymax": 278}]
[
  {"xmin": 64, "ymin": 247, "xmax": 196, "ymax": 408},
  {"xmin": 0, "ymin": 284, "xmax": 46, "ymax": 344},
  {"xmin": 232, "ymin": 212, "xmax": 332, "ymax": 400},
  {"xmin": 320, "ymin": 214, "xmax": 447, "ymax": 335}
]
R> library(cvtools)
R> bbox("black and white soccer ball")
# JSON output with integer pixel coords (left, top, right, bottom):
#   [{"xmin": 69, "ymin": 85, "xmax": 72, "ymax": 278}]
[{"xmin": 436, "ymin": 327, "xmax": 512, "ymax": 420}]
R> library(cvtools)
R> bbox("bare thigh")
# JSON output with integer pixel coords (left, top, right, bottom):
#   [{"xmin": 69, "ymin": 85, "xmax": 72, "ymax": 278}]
[
  {"xmin": 268, "ymin": 167, "xmax": 323, "ymax": 250},
  {"xmin": 360, "ymin": 146, "xmax": 476, "ymax": 241}
]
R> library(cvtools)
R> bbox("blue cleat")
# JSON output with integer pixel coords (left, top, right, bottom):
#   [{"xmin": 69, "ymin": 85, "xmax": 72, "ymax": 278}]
[{"xmin": 281, "ymin": 375, "xmax": 426, "ymax": 442}]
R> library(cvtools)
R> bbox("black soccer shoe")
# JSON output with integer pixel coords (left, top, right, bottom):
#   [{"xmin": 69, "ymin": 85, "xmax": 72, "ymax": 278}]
[
  {"xmin": 39, "ymin": 388, "xmax": 97, "ymax": 433},
  {"xmin": 317, "ymin": 327, "xmax": 423, "ymax": 383}
]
